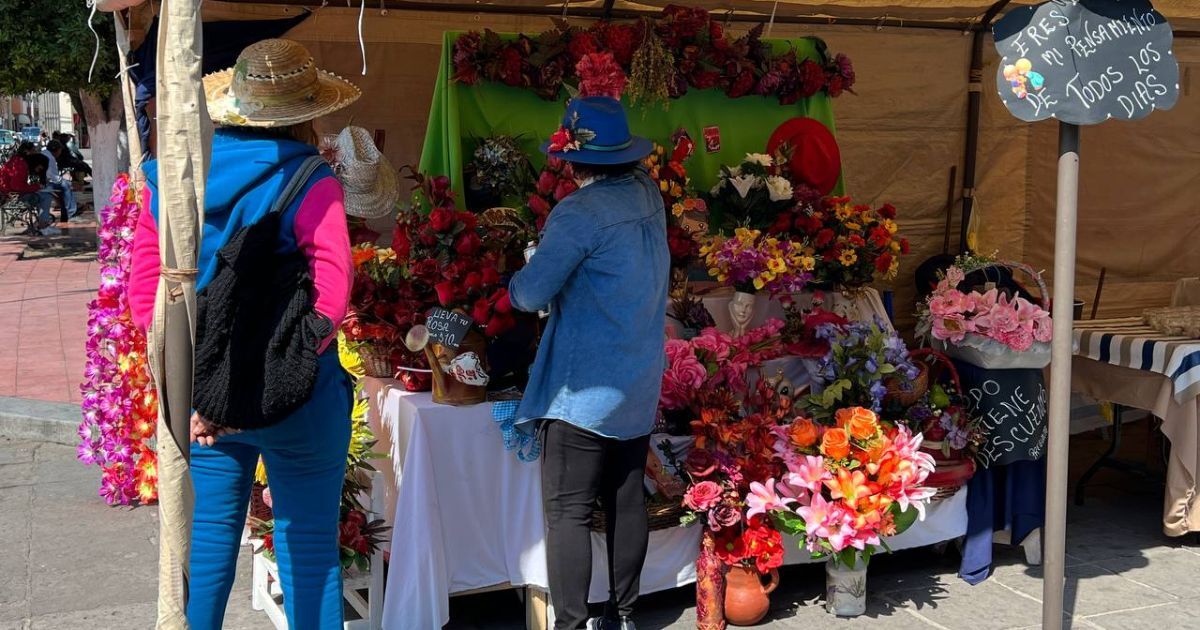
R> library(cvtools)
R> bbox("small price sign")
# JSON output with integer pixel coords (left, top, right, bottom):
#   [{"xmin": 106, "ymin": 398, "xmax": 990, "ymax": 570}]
[{"xmin": 425, "ymin": 307, "xmax": 474, "ymax": 350}]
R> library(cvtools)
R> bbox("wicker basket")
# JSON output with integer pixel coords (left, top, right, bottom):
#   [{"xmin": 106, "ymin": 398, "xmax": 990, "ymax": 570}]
[
  {"xmin": 925, "ymin": 458, "xmax": 976, "ymax": 502},
  {"xmin": 591, "ymin": 496, "xmax": 685, "ymax": 533},
  {"xmin": 359, "ymin": 346, "xmax": 395, "ymax": 378},
  {"xmin": 934, "ymin": 260, "xmax": 1052, "ymax": 369},
  {"xmin": 884, "ymin": 361, "xmax": 929, "ymax": 407},
  {"xmin": 249, "ymin": 483, "xmax": 273, "ymax": 523}
]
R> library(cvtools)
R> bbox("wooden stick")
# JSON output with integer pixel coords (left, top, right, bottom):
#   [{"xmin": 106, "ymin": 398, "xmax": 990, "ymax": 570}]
[
  {"xmin": 942, "ymin": 165, "xmax": 958, "ymax": 254},
  {"xmin": 1090, "ymin": 266, "xmax": 1107, "ymax": 319}
]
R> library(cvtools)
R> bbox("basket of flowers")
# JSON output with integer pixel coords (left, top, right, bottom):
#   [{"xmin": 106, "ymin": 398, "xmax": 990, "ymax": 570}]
[
  {"xmin": 920, "ymin": 255, "xmax": 1052, "ymax": 370},
  {"xmin": 898, "ymin": 348, "xmax": 981, "ymax": 500}
]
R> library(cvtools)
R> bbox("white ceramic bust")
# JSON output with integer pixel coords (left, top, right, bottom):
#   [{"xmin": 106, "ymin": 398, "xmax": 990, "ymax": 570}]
[{"xmin": 729, "ymin": 292, "xmax": 756, "ymax": 338}]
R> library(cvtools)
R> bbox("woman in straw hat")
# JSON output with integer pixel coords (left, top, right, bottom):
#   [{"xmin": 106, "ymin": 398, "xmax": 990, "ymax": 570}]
[
  {"xmin": 128, "ymin": 39, "xmax": 364, "ymax": 629},
  {"xmin": 508, "ymin": 95, "xmax": 668, "ymax": 630}
]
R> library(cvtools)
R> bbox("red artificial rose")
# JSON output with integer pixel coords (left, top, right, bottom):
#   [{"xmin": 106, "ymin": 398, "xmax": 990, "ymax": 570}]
[
  {"xmin": 428, "ymin": 207, "xmax": 455, "ymax": 233},
  {"xmin": 878, "ymin": 203, "xmax": 897, "ymax": 219},
  {"xmin": 485, "ymin": 312, "xmax": 515, "ymax": 338},
  {"xmin": 869, "ymin": 226, "xmax": 891, "ymax": 249},
  {"xmin": 685, "ymin": 448, "xmax": 718, "ymax": 477},
  {"xmin": 456, "ymin": 211, "xmax": 478, "ymax": 231},
  {"xmin": 354, "ymin": 536, "xmax": 370, "ymax": 555},
  {"xmin": 577, "ymin": 52, "xmax": 628, "ymax": 99},
  {"xmin": 827, "ymin": 74, "xmax": 845, "ymax": 97},
  {"xmin": 900, "ymin": 238, "xmax": 911, "ymax": 254},
  {"xmin": 499, "ymin": 46, "xmax": 525, "ymax": 87},
  {"xmin": 391, "ymin": 227, "xmax": 412, "ymax": 259},
  {"xmin": 434, "ymin": 280, "xmax": 459, "ymax": 307},
  {"xmin": 708, "ymin": 20, "xmax": 724, "ymax": 41},
  {"xmin": 345, "ymin": 510, "xmax": 367, "ymax": 528},
  {"xmin": 261, "ymin": 533, "xmax": 274, "ymax": 552},
  {"xmin": 849, "ymin": 234, "xmax": 866, "ymax": 248},
  {"xmin": 691, "ymin": 70, "xmax": 721, "ymax": 90},
  {"xmin": 553, "ymin": 179, "xmax": 577, "ymax": 201},
  {"xmin": 418, "ymin": 228, "xmax": 438, "ymax": 247},
  {"xmin": 568, "ymin": 32, "xmax": 600, "ymax": 62},
  {"xmin": 768, "ymin": 213, "xmax": 793, "ymax": 236},
  {"xmin": 875, "ymin": 252, "xmax": 894, "ymax": 274},
  {"xmin": 463, "ymin": 271, "xmax": 483, "ymax": 293},
  {"xmin": 492, "ymin": 290, "xmax": 513, "ymax": 314},
  {"xmin": 528, "ymin": 194, "xmax": 552, "ymax": 216},
  {"xmin": 455, "ymin": 231, "xmax": 482, "ymax": 256},
  {"xmin": 797, "ymin": 59, "xmax": 826, "ymax": 97},
  {"xmin": 548, "ymin": 128, "xmax": 574, "ymax": 153},
  {"xmin": 428, "ymin": 175, "xmax": 453, "ymax": 204},
  {"xmin": 727, "ymin": 71, "xmax": 755, "ymax": 99},
  {"xmin": 814, "ymin": 228, "xmax": 836, "ymax": 248},
  {"xmin": 536, "ymin": 171, "xmax": 557, "ymax": 196},
  {"xmin": 412, "ymin": 259, "xmax": 440, "ymax": 282},
  {"xmin": 471, "ymin": 297, "xmax": 491, "ymax": 323},
  {"xmin": 481, "ymin": 266, "xmax": 501, "ymax": 286},
  {"xmin": 601, "ymin": 23, "xmax": 638, "ymax": 66}
]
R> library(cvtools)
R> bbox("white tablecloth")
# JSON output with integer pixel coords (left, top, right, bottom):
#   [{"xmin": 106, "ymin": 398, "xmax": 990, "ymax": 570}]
[{"xmin": 365, "ymin": 379, "xmax": 968, "ymax": 630}]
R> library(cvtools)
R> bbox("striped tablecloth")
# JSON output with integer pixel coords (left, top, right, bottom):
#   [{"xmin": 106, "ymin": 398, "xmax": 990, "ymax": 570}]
[{"xmin": 1073, "ymin": 317, "xmax": 1200, "ymax": 403}]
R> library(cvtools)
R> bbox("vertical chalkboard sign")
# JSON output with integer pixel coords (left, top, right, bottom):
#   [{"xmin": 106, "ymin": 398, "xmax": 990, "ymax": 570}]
[{"xmin": 993, "ymin": 0, "xmax": 1180, "ymax": 124}]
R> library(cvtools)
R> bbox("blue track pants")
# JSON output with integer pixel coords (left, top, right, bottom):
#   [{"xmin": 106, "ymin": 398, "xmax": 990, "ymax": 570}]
[{"xmin": 187, "ymin": 351, "xmax": 352, "ymax": 629}]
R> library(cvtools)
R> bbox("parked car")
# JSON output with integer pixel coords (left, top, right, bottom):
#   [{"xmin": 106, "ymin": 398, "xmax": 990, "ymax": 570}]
[
  {"xmin": 20, "ymin": 127, "xmax": 41, "ymax": 143},
  {"xmin": 0, "ymin": 130, "xmax": 15, "ymax": 148}
]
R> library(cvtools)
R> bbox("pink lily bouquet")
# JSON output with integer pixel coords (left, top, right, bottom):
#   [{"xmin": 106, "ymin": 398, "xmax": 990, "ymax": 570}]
[
  {"xmin": 748, "ymin": 407, "xmax": 936, "ymax": 568},
  {"xmin": 919, "ymin": 257, "xmax": 1052, "ymax": 366}
]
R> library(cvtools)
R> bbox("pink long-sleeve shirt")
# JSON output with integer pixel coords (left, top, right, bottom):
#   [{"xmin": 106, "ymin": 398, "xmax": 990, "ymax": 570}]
[{"xmin": 128, "ymin": 176, "xmax": 353, "ymax": 352}]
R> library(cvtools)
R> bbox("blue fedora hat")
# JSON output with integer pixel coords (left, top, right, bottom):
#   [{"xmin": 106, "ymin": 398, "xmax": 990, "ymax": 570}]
[{"xmin": 540, "ymin": 96, "xmax": 653, "ymax": 165}]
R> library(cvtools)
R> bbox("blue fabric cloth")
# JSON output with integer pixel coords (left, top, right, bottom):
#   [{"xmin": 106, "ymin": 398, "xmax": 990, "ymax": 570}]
[
  {"xmin": 493, "ymin": 399, "xmax": 541, "ymax": 462},
  {"xmin": 959, "ymin": 458, "xmax": 1046, "ymax": 585},
  {"xmin": 142, "ymin": 128, "xmax": 333, "ymax": 293},
  {"xmin": 187, "ymin": 350, "xmax": 352, "ymax": 629},
  {"xmin": 509, "ymin": 171, "xmax": 669, "ymax": 440}
]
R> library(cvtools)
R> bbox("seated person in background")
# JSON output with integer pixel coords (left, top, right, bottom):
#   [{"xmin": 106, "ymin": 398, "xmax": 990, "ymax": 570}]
[
  {"xmin": 53, "ymin": 132, "xmax": 92, "ymax": 178},
  {"xmin": 40, "ymin": 140, "xmax": 77, "ymax": 221},
  {"xmin": 0, "ymin": 142, "xmax": 56, "ymax": 233}
]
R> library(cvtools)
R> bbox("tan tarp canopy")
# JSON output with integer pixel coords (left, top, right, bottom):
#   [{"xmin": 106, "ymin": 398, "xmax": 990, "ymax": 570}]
[{"xmin": 125, "ymin": 0, "xmax": 1199, "ymax": 327}]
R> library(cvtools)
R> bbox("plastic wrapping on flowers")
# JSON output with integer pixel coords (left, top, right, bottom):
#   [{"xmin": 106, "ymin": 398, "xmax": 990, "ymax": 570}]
[{"xmin": 77, "ymin": 174, "xmax": 160, "ymax": 506}]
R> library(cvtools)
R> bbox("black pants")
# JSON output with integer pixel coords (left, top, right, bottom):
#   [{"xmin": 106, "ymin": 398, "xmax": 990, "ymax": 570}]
[{"xmin": 541, "ymin": 421, "xmax": 650, "ymax": 630}]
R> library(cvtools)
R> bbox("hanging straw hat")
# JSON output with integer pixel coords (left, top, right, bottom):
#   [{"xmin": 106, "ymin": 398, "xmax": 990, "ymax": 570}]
[
  {"xmin": 204, "ymin": 39, "xmax": 360, "ymax": 128},
  {"xmin": 335, "ymin": 126, "xmax": 399, "ymax": 219}
]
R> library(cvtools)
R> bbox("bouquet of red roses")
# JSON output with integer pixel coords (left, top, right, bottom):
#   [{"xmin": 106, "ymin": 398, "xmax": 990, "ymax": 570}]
[
  {"xmin": 394, "ymin": 173, "xmax": 516, "ymax": 338},
  {"xmin": 784, "ymin": 196, "xmax": 910, "ymax": 289}
]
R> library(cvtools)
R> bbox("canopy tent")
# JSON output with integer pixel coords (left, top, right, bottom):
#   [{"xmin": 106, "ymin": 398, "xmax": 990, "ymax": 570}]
[
  {"xmin": 100, "ymin": 2, "xmax": 1196, "ymax": 630},
  {"xmin": 117, "ymin": 0, "xmax": 1199, "ymax": 330}
]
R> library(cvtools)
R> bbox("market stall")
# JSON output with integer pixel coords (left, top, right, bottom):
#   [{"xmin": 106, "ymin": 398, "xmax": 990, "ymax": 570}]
[{"xmin": 87, "ymin": 2, "xmax": 1200, "ymax": 630}]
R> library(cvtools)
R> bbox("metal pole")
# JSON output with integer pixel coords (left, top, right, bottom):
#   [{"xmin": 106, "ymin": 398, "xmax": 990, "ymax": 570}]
[{"xmin": 1042, "ymin": 121, "xmax": 1080, "ymax": 630}]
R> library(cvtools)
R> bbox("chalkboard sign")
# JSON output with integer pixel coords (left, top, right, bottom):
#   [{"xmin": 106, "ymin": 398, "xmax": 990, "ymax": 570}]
[
  {"xmin": 992, "ymin": 0, "xmax": 1179, "ymax": 124},
  {"xmin": 426, "ymin": 307, "xmax": 474, "ymax": 350},
  {"xmin": 954, "ymin": 361, "xmax": 1049, "ymax": 468}
]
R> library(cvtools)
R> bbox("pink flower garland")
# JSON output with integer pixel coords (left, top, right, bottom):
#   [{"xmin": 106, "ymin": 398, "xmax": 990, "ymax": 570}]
[{"xmin": 78, "ymin": 174, "xmax": 160, "ymax": 505}]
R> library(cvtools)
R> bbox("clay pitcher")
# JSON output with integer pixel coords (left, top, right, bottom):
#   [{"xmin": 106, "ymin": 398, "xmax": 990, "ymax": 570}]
[{"xmin": 723, "ymin": 565, "xmax": 779, "ymax": 626}]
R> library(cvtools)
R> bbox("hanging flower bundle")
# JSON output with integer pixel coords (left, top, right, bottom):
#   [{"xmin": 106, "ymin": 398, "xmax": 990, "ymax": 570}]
[
  {"xmin": 78, "ymin": 174, "xmax": 160, "ymax": 506},
  {"xmin": 452, "ymin": 6, "xmax": 855, "ymax": 105}
]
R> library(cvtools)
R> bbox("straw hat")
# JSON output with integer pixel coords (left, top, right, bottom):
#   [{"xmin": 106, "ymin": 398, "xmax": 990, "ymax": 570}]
[
  {"xmin": 335, "ymin": 126, "xmax": 399, "ymax": 219},
  {"xmin": 204, "ymin": 39, "xmax": 360, "ymax": 128}
]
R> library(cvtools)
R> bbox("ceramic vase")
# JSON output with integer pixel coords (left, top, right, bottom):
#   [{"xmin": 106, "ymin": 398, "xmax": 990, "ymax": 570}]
[
  {"xmin": 724, "ymin": 565, "xmax": 779, "ymax": 626},
  {"xmin": 825, "ymin": 557, "xmax": 868, "ymax": 617},
  {"xmin": 695, "ymin": 530, "xmax": 727, "ymax": 630}
]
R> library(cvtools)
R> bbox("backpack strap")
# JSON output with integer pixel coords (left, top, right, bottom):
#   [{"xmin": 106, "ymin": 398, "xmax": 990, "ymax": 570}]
[{"xmin": 269, "ymin": 155, "xmax": 327, "ymax": 216}]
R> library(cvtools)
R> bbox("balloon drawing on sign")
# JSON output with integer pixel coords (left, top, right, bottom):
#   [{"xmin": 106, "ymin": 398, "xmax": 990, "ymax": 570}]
[{"xmin": 992, "ymin": 0, "xmax": 1180, "ymax": 125}]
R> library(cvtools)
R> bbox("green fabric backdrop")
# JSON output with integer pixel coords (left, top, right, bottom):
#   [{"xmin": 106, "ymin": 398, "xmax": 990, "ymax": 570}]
[{"xmin": 419, "ymin": 31, "xmax": 842, "ymax": 208}]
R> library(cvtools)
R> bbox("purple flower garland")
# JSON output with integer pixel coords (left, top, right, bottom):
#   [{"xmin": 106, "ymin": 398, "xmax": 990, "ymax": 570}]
[{"xmin": 78, "ymin": 174, "xmax": 160, "ymax": 505}]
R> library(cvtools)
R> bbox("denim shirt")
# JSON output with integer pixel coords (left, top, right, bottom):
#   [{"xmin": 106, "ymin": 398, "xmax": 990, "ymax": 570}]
[{"xmin": 509, "ymin": 171, "xmax": 669, "ymax": 440}]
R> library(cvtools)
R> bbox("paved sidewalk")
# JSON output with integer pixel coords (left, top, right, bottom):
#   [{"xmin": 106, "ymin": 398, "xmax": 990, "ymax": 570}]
[
  {"xmin": 0, "ymin": 221, "xmax": 97, "ymax": 406},
  {"xmin": 2, "ymin": 431, "xmax": 1198, "ymax": 630}
]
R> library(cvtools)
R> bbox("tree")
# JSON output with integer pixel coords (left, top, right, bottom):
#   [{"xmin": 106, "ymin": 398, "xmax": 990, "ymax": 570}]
[{"xmin": 0, "ymin": 1, "xmax": 125, "ymax": 202}]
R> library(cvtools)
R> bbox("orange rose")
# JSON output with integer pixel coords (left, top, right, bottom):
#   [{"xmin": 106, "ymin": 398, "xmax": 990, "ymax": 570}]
[
  {"xmin": 820, "ymin": 428, "xmax": 851, "ymax": 460},
  {"xmin": 836, "ymin": 407, "xmax": 879, "ymax": 440},
  {"xmin": 788, "ymin": 418, "xmax": 820, "ymax": 448}
]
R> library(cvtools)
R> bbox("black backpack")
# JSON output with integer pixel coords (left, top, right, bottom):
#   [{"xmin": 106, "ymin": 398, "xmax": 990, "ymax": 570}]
[{"xmin": 192, "ymin": 155, "xmax": 334, "ymax": 430}]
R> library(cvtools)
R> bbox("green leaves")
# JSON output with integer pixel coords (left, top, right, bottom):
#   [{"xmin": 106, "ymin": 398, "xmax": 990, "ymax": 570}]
[
  {"xmin": 770, "ymin": 510, "xmax": 806, "ymax": 536},
  {"xmin": 0, "ymin": 1, "xmax": 119, "ymax": 95},
  {"xmin": 890, "ymin": 502, "xmax": 920, "ymax": 535}
]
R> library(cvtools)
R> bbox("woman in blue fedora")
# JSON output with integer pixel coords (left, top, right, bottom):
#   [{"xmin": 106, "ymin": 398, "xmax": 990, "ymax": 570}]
[{"xmin": 509, "ymin": 95, "xmax": 669, "ymax": 630}]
